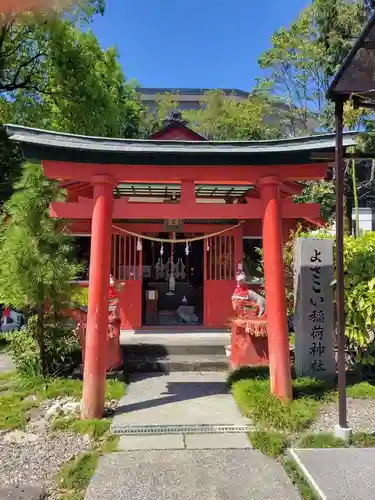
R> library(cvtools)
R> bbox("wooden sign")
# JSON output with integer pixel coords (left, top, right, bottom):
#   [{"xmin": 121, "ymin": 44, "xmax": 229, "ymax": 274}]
[{"xmin": 163, "ymin": 219, "xmax": 184, "ymax": 231}]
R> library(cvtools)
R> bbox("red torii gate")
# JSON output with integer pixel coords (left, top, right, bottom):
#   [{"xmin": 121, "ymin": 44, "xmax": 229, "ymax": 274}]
[{"xmin": 6, "ymin": 125, "xmax": 358, "ymax": 419}]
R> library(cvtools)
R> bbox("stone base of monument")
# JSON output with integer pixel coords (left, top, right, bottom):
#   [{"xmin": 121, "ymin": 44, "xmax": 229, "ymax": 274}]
[{"xmin": 230, "ymin": 324, "xmax": 269, "ymax": 369}]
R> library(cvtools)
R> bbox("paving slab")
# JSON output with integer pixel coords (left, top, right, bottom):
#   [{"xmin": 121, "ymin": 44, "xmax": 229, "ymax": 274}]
[
  {"xmin": 291, "ymin": 448, "xmax": 375, "ymax": 500},
  {"xmin": 185, "ymin": 433, "xmax": 251, "ymax": 449},
  {"xmin": 0, "ymin": 353, "xmax": 14, "ymax": 374},
  {"xmin": 112, "ymin": 372, "xmax": 251, "ymax": 433},
  {"xmin": 85, "ymin": 450, "xmax": 300, "ymax": 500},
  {"xmin": 118, "ymin": 434, "xmax": 184, "ymax": 450}
]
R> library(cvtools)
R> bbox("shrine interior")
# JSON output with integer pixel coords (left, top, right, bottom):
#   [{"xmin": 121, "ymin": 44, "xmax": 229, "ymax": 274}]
[{"xmin": 142, "ymin": 234, "xmax": 204, "ymax": 326}]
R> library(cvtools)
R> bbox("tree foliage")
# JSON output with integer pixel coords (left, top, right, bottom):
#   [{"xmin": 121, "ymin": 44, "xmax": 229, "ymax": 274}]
[
  {"xmin": 142, "ymin": 90, "xmax": 283, "ymax": 140},
  {"xmin": 184, "ymin": 90, "xmax": 282, "ymax": 140},
  {"xmin": 294, "ymin": 181, "xmax": 336, "ymax": 223},
  {"xmin": 0, "ymin": 0, "xmax": 142, "ymax": 204},
  {"xmin": 1, "ymin": 1, "xmax": 141, "ymax": 138},
  {"xmin": 258, "ymin": 0, "xmax": 370, "ymax": 133},
  {"xmin": 0, "ymin": 164, "xmax": 81, "ymax": 375}
]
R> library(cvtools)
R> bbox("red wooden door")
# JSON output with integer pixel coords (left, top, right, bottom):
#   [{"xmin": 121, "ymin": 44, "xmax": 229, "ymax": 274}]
[
  {"xmin": 204, "ymin": 229, "xmax": 242, "ymax": 328},
  {"xmin": 111, "ymin": 232, "xmax": 142, "ymax": 330}
]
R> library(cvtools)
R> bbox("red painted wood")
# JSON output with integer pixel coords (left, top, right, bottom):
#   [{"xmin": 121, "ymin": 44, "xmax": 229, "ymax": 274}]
[
  {"xmin": 149, "ymin": 125, "xmax": 205, "ymax": 141},
  {"xmin": 43, "ymin": 160, "xmax": 328, "ymax": 183},
  {"xmin": 82, "ymin": 176, "xmax": 114, "ymax": 420},
  {"xmin": 111, "ymin": 232, "xmax": 142, "ymax": 330},
  {"xmin": 260, "ymin": 177, "xmax": 292, "ymax": 401},
  {"xmin": 230, "ymin": 324, "xmax": 269, "ymax": 368},
  {"xmin": 51, "ymin": 198, "xmax": 321, "ymax": 220},
  {"xmin": 204, "ymin": 229, "xmax": 242, "ymax": 328}
]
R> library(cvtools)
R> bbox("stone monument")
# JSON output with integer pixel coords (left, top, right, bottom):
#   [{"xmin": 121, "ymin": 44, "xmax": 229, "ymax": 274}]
[{"xmin": 294, "ymin": 237, "xmax": 335, "ymax": 379}]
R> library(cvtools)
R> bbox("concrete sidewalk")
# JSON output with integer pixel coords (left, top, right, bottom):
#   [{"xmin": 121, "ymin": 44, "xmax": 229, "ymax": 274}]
[
  {"xmin": 0, "ymin": 352, "xmax": 15, "ymax": 374},
  {"xmin": 85, "ymin": 449, "xmax": 300, "ymax": 500},
  {"xmin": 85, "ymin": 372, "xmax": 301, "ymax": 499},
  {"xmin": 291, "ymin": 447, "xmax": 375, "ymax": 500},
  {"xmin": 111, "ymin": 371, "xmax": 252, "ymax": 435}
]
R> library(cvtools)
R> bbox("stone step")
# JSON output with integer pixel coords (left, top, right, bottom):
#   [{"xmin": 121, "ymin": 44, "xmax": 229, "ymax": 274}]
[
  {"xmin": 123, "ymin": 354, "xmax": 229, "ymax": 373},
  {"xmin": 122, "ymin": 343, "xmax": 227, "ymax": 356}
]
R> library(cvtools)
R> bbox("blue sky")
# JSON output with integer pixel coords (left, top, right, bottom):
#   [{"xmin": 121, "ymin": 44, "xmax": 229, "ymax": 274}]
[{"xmin": 92, "ymin": 0, "xmax": 310, "ymax": 90}]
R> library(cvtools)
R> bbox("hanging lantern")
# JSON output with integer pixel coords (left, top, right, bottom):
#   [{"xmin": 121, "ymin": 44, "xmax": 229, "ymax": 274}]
[
  {"xmin": 206, "ymin": 239, "xmax": 210, "ymax": 251},
  {"xmin": 185, "ymin": 241, "xmax": 189, "ymax": 256},
  {"xmin": 160, "ymin": 242, "xmax": 164, "ymax": 256},
  {"xmin": 137, "ymin": 238, "xmax": 142, "ymax": 251}
]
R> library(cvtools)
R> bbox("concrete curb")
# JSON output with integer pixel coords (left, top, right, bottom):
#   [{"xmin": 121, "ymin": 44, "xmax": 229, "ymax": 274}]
[{"xmin": 288, "ymin": 448, "xmax": 327, "ymax": 500}]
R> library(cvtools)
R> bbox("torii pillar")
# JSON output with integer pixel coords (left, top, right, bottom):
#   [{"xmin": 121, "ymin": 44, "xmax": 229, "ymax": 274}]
[
  {"xmin": 81, "ymin": 175, "xmax": 114, "ymax": 419},
  {"xmin": 259, "ymin": 176, "xmax": 292, "ymax": 401}
]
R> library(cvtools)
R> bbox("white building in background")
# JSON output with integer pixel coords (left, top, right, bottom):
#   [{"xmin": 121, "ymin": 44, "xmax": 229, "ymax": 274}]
[{"xmin": 352, "ymin": 207, "xmax": 375, "ymax": 235}]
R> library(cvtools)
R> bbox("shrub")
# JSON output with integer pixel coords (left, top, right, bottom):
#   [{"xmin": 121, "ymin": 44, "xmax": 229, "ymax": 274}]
[
  {"xmin": 71, "ymin": 285, "xmax": 89, "ymax": 308},
  {"xmin": 6, "ymin": 315, "xmax": 80, "ymax": 377}
]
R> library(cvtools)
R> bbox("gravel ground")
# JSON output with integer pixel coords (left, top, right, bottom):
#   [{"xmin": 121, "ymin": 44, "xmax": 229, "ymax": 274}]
[
  {"xmin": 0, "ymin": 429, "xmax": 92, "ymax": 498},
  {"xmin": 310, "ymin": 397, "xmax": 375, "ymax": 433}
]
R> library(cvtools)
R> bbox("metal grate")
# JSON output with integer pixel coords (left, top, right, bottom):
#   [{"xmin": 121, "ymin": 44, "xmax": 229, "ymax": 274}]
[{"xmin": 111, "ymin": 423, "xmax": 254, "ymax": 435}]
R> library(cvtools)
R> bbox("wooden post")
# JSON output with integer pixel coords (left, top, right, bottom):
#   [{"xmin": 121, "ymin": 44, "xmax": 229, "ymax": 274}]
[
  {"xmin": 81, "ymin": 175, "xmax": 114, "ymax": 420},
  {"xmin": 335, "ymin": 99, "xmax": 348, "ymax": 429},
  {"xmin": 259, "ymin": 176, "xmax": 292, "ymax": 401}
]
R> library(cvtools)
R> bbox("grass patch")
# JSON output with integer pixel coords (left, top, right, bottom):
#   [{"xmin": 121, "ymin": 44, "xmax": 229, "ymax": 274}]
[
  {"xmin": 351, "ymin": 432, "xmax": 375, "ymax": 447},
  {"xmin": 0, "ymin": 373, "xmax": 126, "ymax": 431},
  {"xmin": 232, "ymin": 377, "xmax": 321, "ymax": 433},
  {"xmin": 347, "ymin": 382, "xmax": 375, "ymax": 399},
  {"xmin": 105, "ymin": 379, "xmax": 126, "ymax": 401},
  {"xmin": 297, "ymin": 432, "xmax": 347, "ymax": 449},
  {"xmin": 52, "ymin": 417, "xmax": 111, "ymax": 440},
  {"xmin": 102, "ymin": 435, "xmax": 119, "ymax": 453},
  {"xmin": 249, "ymin": 430, "xmax": 289, "ymax": 457},
  {"xmin": 283, "ymin": 458, "xmax": 318, "ymax": 500},
  {"xmin": 59, "ymin": 451, "xmax": 99, "ymax": 499}
]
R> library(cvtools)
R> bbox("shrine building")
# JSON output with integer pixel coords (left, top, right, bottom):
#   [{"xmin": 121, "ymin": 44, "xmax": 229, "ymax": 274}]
[{"xmin": 6, "ymin": 116, "xmax": 357, "ymax": 414}]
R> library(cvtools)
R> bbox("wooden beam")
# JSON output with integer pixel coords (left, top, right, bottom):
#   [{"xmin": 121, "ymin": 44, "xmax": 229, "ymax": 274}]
[
  {"xmin": 51, "ymin": 198, "xmax": 321, "ymax": 220},
  {"xmin": 43, "ymin": 161, "xmax": 328, "ymax": 183}
]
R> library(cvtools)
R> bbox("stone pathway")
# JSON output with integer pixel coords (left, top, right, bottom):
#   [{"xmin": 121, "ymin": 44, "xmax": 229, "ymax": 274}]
[
  {"xmin": 291, "ymin": 447, "xmax": 375, "ymax": 500},
  {"xmin": 0, "ymin": 352, "xmax": 15, "ymax": 374},
  {"xmin": 85, "ymin": 372, "xmax": 300, "ymax": 499}
]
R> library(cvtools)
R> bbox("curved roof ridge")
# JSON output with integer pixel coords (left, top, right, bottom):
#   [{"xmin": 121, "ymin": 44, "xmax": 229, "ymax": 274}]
[{"xmin": 5, "ymin": 124, "xmax": 359, "ymax": 147}]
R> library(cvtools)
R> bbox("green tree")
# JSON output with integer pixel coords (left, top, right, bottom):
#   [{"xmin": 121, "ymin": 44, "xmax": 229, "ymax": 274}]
[
  {"xmin": 0, "ymin": 0, "xmax": 142, "ymax": 203},
  {"xmin": 294, "ymin": 180, "xmax": 336, "ymax": 223},
  {"xmin": 184, "ymin": 90, "xmax": 282, "ymax": 140},
  {"xmin": 258, "ymin": 0, "xmax": 369, "ymax": 133},
  {"xmin": 140, "ymin": 92, "xmax": 180, "ymax": 136},
  {"xmin": 0, "ymin": 164, "xmax": 81, "ymax": 376},
  {"xmin": 143, "ymin": 89, "xmax": 283, "ymax": 140}
]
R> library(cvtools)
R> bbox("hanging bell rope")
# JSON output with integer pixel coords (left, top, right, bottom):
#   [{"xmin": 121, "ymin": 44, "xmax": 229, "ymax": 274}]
[{"xmin": 111, "ymin": 220, "xmax": 244, "ymax": 244}]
